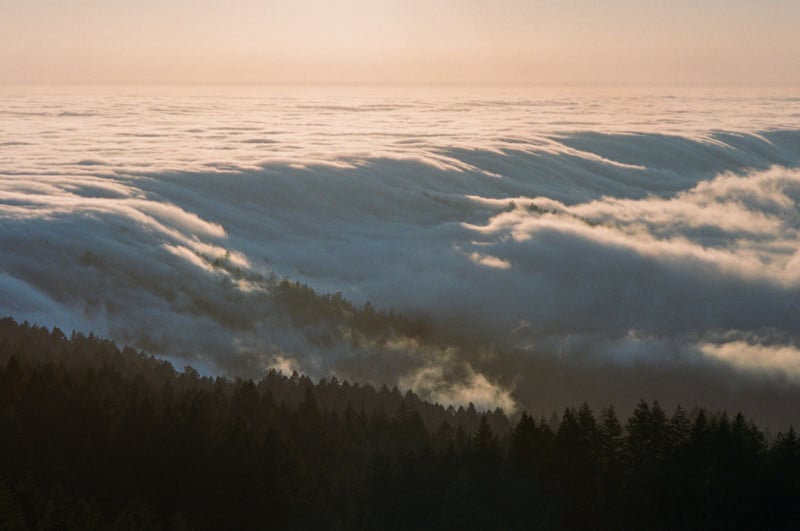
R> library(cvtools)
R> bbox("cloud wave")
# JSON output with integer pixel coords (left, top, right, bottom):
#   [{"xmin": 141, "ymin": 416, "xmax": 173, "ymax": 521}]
[{"xmin": 2, "ymin": 89, "xmax": 800, "ymax": 422}]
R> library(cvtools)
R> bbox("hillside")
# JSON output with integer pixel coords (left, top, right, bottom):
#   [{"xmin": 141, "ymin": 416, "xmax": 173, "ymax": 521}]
[{"xmin": 1, "ymin": 317, "xmax": 799, "ymax": 529}]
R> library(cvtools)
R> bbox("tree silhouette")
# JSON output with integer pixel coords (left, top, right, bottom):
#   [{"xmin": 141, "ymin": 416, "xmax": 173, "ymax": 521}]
[{"xmin": 1, "ymin": 317, "xmax": 800, "ymax": 529}]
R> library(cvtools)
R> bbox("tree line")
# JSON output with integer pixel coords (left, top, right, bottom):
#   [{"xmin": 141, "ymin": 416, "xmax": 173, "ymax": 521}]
[{"xmin": 1, "ymin": 317, "xmax": 799, "ymax": 529}]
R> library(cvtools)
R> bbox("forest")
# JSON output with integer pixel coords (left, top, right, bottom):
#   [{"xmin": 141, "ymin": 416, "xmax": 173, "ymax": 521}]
[{"xmin": 2, "ymin": 317, "xmax": 800, "ymax": 530}]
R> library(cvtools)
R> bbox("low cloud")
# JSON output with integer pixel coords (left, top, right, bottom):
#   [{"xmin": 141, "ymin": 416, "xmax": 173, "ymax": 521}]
[
  {"xmin": 700, "ymin": 342, "xmax": 800, "ymax": 383},
  {"xmin": 2, "ymin": 128, "xmax": 800, "ymax": 423}
]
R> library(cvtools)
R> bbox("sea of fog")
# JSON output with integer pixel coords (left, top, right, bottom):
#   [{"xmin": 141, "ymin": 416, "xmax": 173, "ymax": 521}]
[{"xmin": 2, "ymin": 86, "xmax": 800, "ymax": 425}]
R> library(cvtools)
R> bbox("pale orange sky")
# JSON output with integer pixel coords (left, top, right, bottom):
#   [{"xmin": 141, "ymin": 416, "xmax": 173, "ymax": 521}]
[{"xmin": 2, "ymin": 0, "xmax": 799, "ymax": 86}]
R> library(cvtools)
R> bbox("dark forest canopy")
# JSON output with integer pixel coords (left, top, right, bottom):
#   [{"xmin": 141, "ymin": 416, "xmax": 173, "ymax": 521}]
[{"xmin": 2, "ymin": 317, "xmax": 800, "ymax": 530}]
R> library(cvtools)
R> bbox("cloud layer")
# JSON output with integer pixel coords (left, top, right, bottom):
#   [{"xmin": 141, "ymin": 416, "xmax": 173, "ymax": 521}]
[{"xmin": 2, "ymin": 90, "xmax": 800, "ymax": 424}]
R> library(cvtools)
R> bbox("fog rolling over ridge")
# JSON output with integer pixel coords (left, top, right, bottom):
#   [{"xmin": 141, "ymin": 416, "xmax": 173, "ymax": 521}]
[{"xmin": 2, "ymin": 87, "xmax": 800, "ymax": 426}]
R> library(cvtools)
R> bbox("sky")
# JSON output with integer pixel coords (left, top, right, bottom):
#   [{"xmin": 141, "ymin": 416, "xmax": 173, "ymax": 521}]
[{"xmin": 1, "ymin": 0, "xmax": 799, "ymax": 86}]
